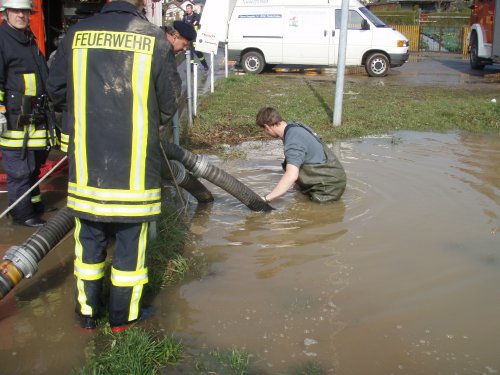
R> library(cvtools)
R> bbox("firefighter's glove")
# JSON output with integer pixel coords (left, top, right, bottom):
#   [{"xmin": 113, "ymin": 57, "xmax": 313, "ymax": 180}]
[{"xmin": 0, "ymin": 111, "xmax": 7, "ymax": 136}]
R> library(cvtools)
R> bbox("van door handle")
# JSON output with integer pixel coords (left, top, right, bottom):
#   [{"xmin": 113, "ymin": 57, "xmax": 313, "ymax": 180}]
[
  {"xmin": 332, "ymin": 30, "xmax": 335, "ymax": 37},
  {"xmin": 324, "ymin": 30, "xmax": 327, "ymax": 37}
]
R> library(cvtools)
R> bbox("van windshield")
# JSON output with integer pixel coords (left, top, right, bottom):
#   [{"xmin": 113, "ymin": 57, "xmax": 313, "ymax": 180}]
[{"xmin": 359, "ymin": 7, "xmax": 388, "ymax": 27}]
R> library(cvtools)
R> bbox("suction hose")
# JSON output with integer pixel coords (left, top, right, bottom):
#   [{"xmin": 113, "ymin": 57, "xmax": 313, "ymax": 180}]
[
  {"xmin": 0, "ymin": 207, "xmax": 74, "ymax": 300},
  {"xmin": 162, "ymin": 159, "xmax": 214, "ymax": 203},
  {"xmin": 161, "ymin": 141, "xmax": 273, "ymax": 212}
]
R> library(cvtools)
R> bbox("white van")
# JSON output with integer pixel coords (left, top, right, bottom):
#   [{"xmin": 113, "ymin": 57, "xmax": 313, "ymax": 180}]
[{"xmin": 217, "ymin": 0, "xmax": 409, "ymax": 77}]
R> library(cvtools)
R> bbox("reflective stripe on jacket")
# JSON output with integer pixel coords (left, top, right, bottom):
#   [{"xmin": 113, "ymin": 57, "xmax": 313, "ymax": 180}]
[
  {"xmin": 0, "ymin": 22, "xmax": 50, "ymax": 150},
  {"xmin": 47, "ymin": 1, "xmax": 181, "ymax": 223}
]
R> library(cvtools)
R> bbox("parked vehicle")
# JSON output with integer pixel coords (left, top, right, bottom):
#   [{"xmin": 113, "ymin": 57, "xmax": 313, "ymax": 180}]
[
  {"xmin": 0, "ymin": 0, "xmax": 107, "ymax": 57},
  {"xmin": 197, "ymin": 0, "xmax": 409, "ymax": 77},
  {"xmin": 469, "ymin": 0, "xmax": 500, "ymax": 69}
]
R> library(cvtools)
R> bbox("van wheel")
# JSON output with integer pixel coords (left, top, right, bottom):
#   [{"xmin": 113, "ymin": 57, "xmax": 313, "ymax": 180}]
[
  {"xmin": 470, "ymin": 33, "xmax": 485, "ymax": 70},
  {"xmin": 365, "ymin": 53, "xmax": 389, "ymax": 77},
  {"xmin": 242, "ymin": 51, "xmax": 265, "ymax": 74}
]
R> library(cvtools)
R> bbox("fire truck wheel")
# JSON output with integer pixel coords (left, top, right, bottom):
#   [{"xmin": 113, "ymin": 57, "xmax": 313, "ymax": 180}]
[{"xmin": 470, "ymin": 33, "xmax": 485, "ymax": 70}]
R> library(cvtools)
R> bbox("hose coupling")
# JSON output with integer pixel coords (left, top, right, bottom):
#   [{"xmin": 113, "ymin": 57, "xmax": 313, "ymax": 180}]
[
  {"xmin": 3, "ymin": 245, "xmax": 39, "ymax": 278},
  {"xmin": 170, "ymin": 160, "xmax": 188, "ymax": 184},
  {"xmin": 191, "ymin": 155, "xmax": 209, "ymax": 178}
]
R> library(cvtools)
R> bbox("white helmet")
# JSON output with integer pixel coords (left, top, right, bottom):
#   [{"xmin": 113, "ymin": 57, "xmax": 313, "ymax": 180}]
[{"xmin": 0, "ymin": 0, "xmax": 34, "ymax": 12}]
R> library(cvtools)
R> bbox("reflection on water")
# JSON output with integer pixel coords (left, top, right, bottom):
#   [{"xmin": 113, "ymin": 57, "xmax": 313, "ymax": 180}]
[{"xmin": 0, "ymin": 132, "xmax": 499, "ymax": 374}]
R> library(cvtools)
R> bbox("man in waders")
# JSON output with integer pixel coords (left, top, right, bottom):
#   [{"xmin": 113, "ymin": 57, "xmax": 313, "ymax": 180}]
[
  {"xmin": 256, "ymin": 107, "xmax": 346, "ymax": 203},
  {"xmin": 47, "ymin": 0, "xmax": 181, "ymax": 332}
]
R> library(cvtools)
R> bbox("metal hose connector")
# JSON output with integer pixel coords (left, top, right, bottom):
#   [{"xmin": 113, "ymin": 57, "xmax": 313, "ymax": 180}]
[
  {"xmin": 162, "ymin": 159, "xmax": 214, "ymax": 203},
  {"xmin": 0, "ymin": 207, "xmax": 74, "ymax": 300}
]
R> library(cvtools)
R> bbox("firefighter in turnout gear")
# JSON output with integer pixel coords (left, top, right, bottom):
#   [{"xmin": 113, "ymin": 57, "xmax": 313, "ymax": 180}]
[
  {"xmin": 47, "ymin": 0, "xmax": 182, "ymax": 332},
  {"xmin": 182, "ymin": 3, "xmax": 209, "ymax": 71},
  {"xmin": 0, "ymin": 0, "xmax": 56, "ymax": 227}
]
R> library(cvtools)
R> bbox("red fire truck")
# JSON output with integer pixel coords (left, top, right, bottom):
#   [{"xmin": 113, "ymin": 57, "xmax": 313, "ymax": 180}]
[
  {"xmin": 0, "ymin": 0, "xmax": 108, "ymax": 57},
  {"xmin": 469, "ymin": 0, "xmax": 500, "ymax": 69}
]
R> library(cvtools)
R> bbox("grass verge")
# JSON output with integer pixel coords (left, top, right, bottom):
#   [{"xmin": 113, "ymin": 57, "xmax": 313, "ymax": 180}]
[
  {"xmin": 76, "ymin": 328, "xmax": 183, "ymax": 375},
  {"xmin": 188, "ymin": 74, "xmax": 500, "ymax": 149}
]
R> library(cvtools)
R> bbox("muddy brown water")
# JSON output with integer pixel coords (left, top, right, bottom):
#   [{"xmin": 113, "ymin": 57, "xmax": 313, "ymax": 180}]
[{"xmin": 1, "ymin": 131, "xmax": 498, "ymax": 374}]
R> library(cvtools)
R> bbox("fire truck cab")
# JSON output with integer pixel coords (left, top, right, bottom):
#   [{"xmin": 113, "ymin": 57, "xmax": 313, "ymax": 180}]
[{"xmin": 469, "ymin": 0, "xmax": 500, "ymax": 69}]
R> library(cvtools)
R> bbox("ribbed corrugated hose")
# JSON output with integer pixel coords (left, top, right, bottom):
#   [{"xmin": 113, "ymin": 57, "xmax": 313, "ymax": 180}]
[
  {"xmin": 162, "ymin": 159, "xmax": 214, "ymax": 203},
  {"xmin": 161, "ymin": 141, "xmax": 273, "ymax": 212},
  {"xmin": 0, "ymin": 207, "xmax": 74, "ymax": 300}
]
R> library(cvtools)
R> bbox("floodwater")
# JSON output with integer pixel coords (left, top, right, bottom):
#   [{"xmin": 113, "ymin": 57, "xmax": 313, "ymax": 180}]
[{"xmin": 2, "ymin": 131, "xmax": 497, "ymax": 374}]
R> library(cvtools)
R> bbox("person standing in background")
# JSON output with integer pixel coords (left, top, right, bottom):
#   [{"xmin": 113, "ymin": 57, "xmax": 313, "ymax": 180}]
[{"xmin": 182, "ymin": 3, "xmax": 209, "ymax": 71}]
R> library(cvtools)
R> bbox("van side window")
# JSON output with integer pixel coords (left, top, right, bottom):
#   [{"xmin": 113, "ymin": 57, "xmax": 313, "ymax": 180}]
[{"xmin": 335, "ymin": 10, "xmax": 364, "ymax": 30}]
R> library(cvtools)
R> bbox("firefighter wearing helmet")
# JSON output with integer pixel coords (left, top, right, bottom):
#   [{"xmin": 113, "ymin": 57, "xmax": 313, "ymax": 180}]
[
  {"xmin": 0, "ymin": 0, "xmax": 31, "ymax": 11},
  {"xmin": 0, "ymin": 0, "xmax": 57, "ymax": 227}
]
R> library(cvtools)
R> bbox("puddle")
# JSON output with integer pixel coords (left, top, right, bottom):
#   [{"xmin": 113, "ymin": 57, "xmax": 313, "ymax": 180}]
[
  {"xmin": 158, "ymin": 131, "xmax": 500, "ymax": 373},
  {"xmin": 1, "ymin": 131, "xmax": 499, "ymax": 374}
]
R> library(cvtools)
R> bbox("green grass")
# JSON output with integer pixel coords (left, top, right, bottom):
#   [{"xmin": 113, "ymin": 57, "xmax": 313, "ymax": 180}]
[
  {"xmin": 145, "ymin": 205, "xmax": 200, "ymax": 292},
  {"xmin": 189, "ymin": 74, "xmax": 499, "ymax": 149},
  {"xmin": 76, "ymin": 328, "xmax": 183, "ymax": 375},
  {"xmin": 195, "ymin": 347, "xmax": 252, "ymax": 375}
]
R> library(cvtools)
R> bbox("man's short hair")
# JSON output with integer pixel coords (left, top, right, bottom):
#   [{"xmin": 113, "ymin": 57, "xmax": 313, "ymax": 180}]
[{"xmin": 256, "ymin": 107, "xmax": 283, "ymax": 127}]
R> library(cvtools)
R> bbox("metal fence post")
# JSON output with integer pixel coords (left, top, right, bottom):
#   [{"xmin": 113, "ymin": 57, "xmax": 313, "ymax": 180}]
[
  {"xmin": 172, "ymin": 111, "xmax": 180, "ymax": 145},
  {"xmin": 193, "ymin": 63, "xmax": 198, "ymax": 117},
  {"xmin": 185, "ymin": 49, "xmax": 193, "ymax": 127},
  {"xmin": 210, "ymin": 52, "xmax": 215, "ymax": 93},
  {"xmin": 225, "ymin": 43, "xmax": 229, "ymax": 78}
]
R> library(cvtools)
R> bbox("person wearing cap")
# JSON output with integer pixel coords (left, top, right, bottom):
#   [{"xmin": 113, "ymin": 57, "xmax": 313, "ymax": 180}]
[
  {"xmin": 159, "ymin": 21, "xmax": 195, "ymax": 103},
  {"xmin": 47, "ymin": 0, "xmax": 181, "ymax": 333},
  {"xmin": 161, "ymin": 20, "xmax": 196, "ymax": 54},
  {"xmin": 182, "ymin": 3, "xmax": 209, "ymax": 71},
  {"xmin": 0, "ymin": 0, "xmax": 55, "ymax": 227}
]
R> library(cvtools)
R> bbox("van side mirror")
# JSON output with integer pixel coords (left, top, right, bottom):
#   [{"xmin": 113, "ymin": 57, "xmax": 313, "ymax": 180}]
[{"xmin": 361, "ymin": 19, "xmax": 370, "ymax": 30}]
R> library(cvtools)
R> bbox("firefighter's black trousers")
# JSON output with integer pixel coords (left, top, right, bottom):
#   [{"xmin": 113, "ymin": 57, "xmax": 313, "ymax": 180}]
[
  {"xmin": 73, "ymin": 218, "xmax": 149, "ymax": 327},
  {"xmin": 1, "ymin": 148, "xmax": 48, "ymax": 222}
]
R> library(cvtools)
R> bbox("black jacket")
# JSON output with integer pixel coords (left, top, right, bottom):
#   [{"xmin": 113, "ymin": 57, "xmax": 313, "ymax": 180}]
[
  {"xmin": 183, "ymin": 11, "xmax": 201, "ymax": 30},
  {"xmin": 0, "ymin": 22, "xmax": 50, "ymax": 150},
  {"xmin": 47, "ymin": 1, "xmax": 181, "ymax": 223}
]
